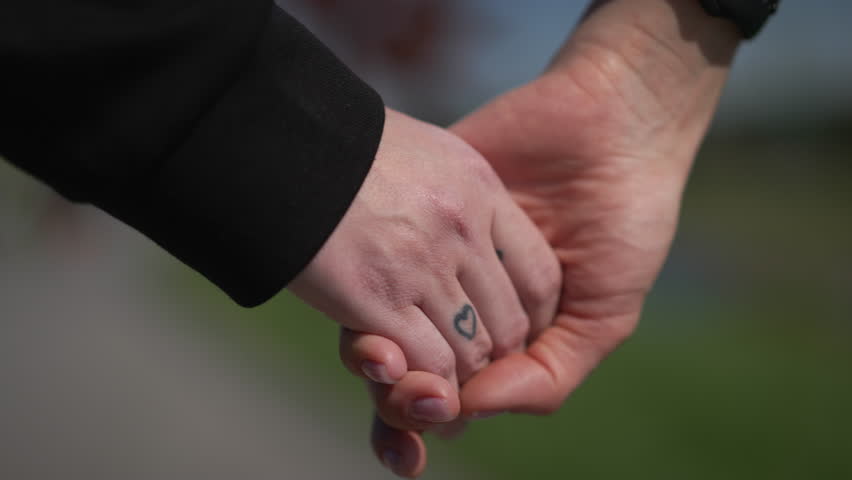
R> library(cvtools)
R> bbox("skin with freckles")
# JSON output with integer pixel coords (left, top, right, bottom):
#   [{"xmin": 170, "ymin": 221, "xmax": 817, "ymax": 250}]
[{"xmin": 339, "ymin": 0, "xmax": 744, "ymax": 477}]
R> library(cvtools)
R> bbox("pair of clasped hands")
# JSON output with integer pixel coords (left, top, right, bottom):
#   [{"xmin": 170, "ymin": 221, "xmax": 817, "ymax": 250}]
[{"xmin": 291, "ymin": 0, "xmax": 741, "ymax": 476}]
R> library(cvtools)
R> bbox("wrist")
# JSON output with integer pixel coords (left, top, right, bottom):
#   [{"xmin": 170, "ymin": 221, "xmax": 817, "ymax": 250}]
[
  {"xmin": 559, "ymin": 0, "xmax": 741, "ymax": 90},
  {"xmin": 547, "ymin": 0, "xmax": 742, "ymax": 171},
  {"xmin": 568, "ymin": 0, "xmax": 741, "ymax": 63}
]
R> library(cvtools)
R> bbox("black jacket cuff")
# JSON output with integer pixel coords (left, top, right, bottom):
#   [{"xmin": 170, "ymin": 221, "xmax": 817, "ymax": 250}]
[{"xmin": 104, "ymin": 8, "xmax": 385, "ymax": 307}]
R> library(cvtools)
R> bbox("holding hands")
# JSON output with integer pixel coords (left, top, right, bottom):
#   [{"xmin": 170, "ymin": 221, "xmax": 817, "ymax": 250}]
[
  {"xmin": 0, "ymin": 0, "xmax": 774, "ymax": 476},
  {"xmin": 307, "ymin": 0, "xmax": 743, "ymax": 476},
  {"xmin": 290, "ymin": 108, "xmax": 561, "ymax": 419}
]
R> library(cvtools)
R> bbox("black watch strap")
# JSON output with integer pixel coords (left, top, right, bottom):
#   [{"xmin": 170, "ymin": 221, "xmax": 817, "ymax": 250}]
[{"xmin": 699, "ymin": 0, "xmax": 779, "ymax": 39}]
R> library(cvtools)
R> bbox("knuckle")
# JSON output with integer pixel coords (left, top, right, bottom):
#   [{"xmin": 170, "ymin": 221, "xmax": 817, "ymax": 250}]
[
  {"xmin": 458, "ymin": 339, "xmax": 492, "ymax": 381},
  {"xmin": 492, "ymin": 317, "xmax": 530, "ymax": 357},
  {"xmin": 429, "ymin": 347, "xmax": 457, "ymax": 380},
  {"xmin": 456, "ymin": 333, "xmax": 492, "ymax": 379},
  {"xmin": 469, "ymin": 334, "xmax": 493, "ymax": 367},
  {"xmin": 463, "ymin": 151, "xmax": 500, "ymax": 187},
  {"xmin": 523, "ymin": 255, "xmax": 563, "ymax": 306},
  {"xmin": 426, "ymin": 192, "xmax": 473, "ymax": 242},
  {"xmin": 358, "ymin": 262, "xmax": 417, "ymax": 311}
]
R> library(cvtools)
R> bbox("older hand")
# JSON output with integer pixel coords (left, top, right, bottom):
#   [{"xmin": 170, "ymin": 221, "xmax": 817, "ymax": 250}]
[{"xmin": 341, "ymin": 0, "xmax": 743, "ymax": 476}]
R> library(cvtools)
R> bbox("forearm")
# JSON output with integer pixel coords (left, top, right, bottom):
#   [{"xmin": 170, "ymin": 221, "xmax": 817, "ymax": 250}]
[
  {"xmin": 0, "ymin": 2, "xmax": 384, "ymax": 306},
  {"xmin": 550, "ymin": 0, "xmax": 742, "ymax": 170}
]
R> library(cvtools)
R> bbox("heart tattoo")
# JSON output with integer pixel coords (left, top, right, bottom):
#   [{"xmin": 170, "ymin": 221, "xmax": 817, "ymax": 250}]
[{"xmin": 453, "ymin": 304, "xmax": 477, "ymax": 340}]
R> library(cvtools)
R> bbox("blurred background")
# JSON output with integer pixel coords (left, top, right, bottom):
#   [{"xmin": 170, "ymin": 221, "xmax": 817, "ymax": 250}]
[{"xmin": 1, "ymin": 1, "xmax": 850, "ymax": 479}]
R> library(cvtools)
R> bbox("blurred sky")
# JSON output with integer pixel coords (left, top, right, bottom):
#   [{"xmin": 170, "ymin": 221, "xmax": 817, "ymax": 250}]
[
  {"xmin": 284, "ymin": 0, "xmax": 852, "ymax": 130},
  {"xmin": 457, "ymin": 1, "xmax": 852, "ymax": 130}
]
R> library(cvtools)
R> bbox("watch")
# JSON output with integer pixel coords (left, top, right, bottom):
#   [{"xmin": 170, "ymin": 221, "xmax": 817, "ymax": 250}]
[{"xmin": 699, "ymin": 0, "xmax": 780, "ymax": 39}]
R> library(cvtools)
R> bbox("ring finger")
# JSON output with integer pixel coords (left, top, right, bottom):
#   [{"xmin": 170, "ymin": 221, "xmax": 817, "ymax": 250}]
[{"xmin": 419, "ymin": 282, "xmax": 493, "ymax": 384}]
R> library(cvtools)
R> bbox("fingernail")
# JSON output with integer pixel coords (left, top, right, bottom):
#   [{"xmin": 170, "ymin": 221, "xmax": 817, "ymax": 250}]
[
  {"xmin": 470, "ymin": 410, "xmax": 507, "ymax": 420},
  {"xmin": 382, "ymin": 449, "xmax": 401, "ymax": 470},
  {"xmin": 410, "ymin": 397, "xmax": 454, "ymax": 423},
  {"xmin": 361, "ymin": 360, "xmax": 394, "ymax": 384}
]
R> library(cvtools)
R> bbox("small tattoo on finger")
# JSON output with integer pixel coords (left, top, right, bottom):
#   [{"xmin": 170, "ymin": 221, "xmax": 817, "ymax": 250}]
[{"xmin": 453, "ymin": 304, "xmax": 477, "ymax": 340}]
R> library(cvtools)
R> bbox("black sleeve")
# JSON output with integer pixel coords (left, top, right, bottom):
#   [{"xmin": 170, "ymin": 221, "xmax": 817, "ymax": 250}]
[{"xmin": 0, "ymin": 0, "xmax": 385, "ymax": 307}]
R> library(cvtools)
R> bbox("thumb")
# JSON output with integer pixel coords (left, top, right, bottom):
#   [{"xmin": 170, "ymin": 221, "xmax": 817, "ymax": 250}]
[{"xmin": 460, "ymin": 317, "xmax": 628, "ymax": 415}]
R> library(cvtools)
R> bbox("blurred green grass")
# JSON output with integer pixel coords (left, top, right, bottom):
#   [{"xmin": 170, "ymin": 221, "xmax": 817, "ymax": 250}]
[
  {"xmin": 163, "ymin": 134, "xmax": 852, "ymax": 480},
  {"xmin": 167, "ymin": 282, "xmax": 852, "ymax": 479}
]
